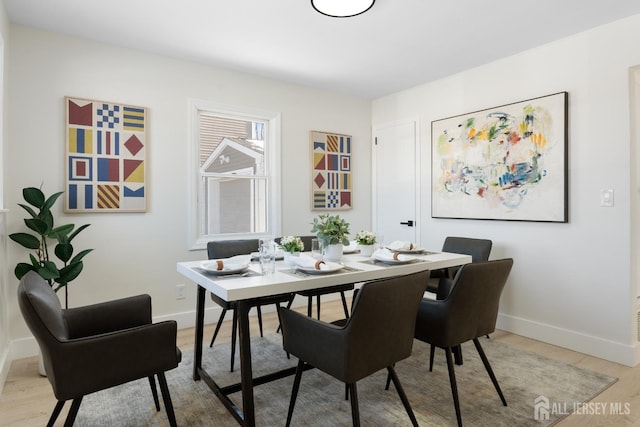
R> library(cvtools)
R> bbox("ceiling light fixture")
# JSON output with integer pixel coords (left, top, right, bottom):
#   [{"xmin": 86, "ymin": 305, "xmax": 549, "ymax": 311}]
[{"xmin": 311, "ymin": 0, "xmax": 375, "ymax": 18}]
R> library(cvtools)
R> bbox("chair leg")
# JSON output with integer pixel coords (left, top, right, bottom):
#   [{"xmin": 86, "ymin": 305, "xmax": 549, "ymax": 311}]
[
  {"xmin": 277, "ymin": 295, "xmax": 295, "ymax": 333},
  {"xmin": 453, "ymin": 344, "xmax": 463, "ymax": 365},
  {"xmin": 275, "ymin": 303, "xmax": 290, "ymax": 359},
  {"xmin": 444, "ymin": 347, "xmax": 463, "ymax": 427},
  {"xmin": 157, "ymin": 372, "xmax": 178, "ymax": 427},
  {"xmin": 209, "ymin": 308, "xmax": 227, "ymax": 347},
  {"xmin": 316, "ymin": 295, "xmax": 321, "ymax": 320},
  {"xmin": 383, "ymin": 362, "xmax": 395, "ymax": 391},
  {"xmin": 340, "ymin": 291, "xmax": 350, "ymax": 318},
  {"xmin": 429, "ymin": 344, "xmax": 436, "ymax": 371},
  {"xmin": 257, "ymin": 305, "xmax": 264, "ymax": 337},
  {"xmin": 348, "ymin": 383, "xmax": 360, "ymax": 427},
  {"xmin": 63, "ymin": 397, "xmax": 83, "ymax": 427},
  {"xmin": 286, "ymin": 360, "xmax": 305, "ymax": 427},
  {"xmin": 307, "ymin": 296, "xmax": 313, "ymax": 317},
  {"xmin": 387, "ymin": 365, "xmax": 419, "ymax": 427},
  {"xmin": 47, "ymin": 401, "xmax": 66, "ymax": 427},
  {"xmin": 148, "ymin": 375, "xmax": 160, "ymax": 411},
  {"xmin": 230, "ymin": 309, "xmax": 239, "ymax": 372},
  {"xmin": 473, "ymin": 338, "xmax": 507, "ymax": 406}
]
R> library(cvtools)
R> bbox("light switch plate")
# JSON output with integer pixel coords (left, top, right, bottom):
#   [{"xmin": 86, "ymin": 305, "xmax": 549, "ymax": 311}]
[{"xmin": 600, "ymin": 189, "xmax": 614, "ymax": 207}]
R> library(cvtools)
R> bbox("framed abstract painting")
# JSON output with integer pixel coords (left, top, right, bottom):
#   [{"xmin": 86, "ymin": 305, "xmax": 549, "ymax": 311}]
[
  {"xmin": 310, "ymin": 130, "xmax": 352, "ymax": 210},
  {"xmin": 64, "ymin": 96, "xmax": 148, "ymax": 213},
  {"xmin": 431, "ymin": 92, "xmax": 568, "ymax": 222}
]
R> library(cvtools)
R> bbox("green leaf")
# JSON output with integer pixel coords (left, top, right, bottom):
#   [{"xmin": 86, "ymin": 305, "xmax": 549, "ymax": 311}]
[
  {"xmin": 17, "ymin": 203, "xmax": 38, "ymax": 219},
  {"xmin": 37, "ymin": 261, "xmax": 60, "ymax": 280},
  {"xmin": 70, "ymin": 248, "xmax": 93, "ymax": 264},
  {"xmin": 14, "ymin": 263, "xmax": 35, "ymax": 280},
  {"xmin": 40, "ymin": 209, "xmax": 54, "ymax": 231},
  {"xmin": 42, "ymin": 191, "xmax": 64, "ymax": 212},
  {"xmin": 23, "ymin": 187, "xmax": 45, "ymax": 208},
  {"xmin": 25, "ymin": 217, "xmax": 50, "ymax": 235},
  {"xmin": 51, "ymin": 224, "xmax": 74, "ymax": 241},
  {"xmin": 29, "ymin": 253, "xmax": 40, "ymax": 266},
  {"xmin": 68, "ymin": 224, "xmax": 91, "ymax": 242},
  {"xmin": 54, "ymin": 242, "xmax": 73, "ymax": 263},
  {"xmin": 9, "ymin": 232, "xmax": 41, "ymax": 250},
  {"xmin": 57, "ymin": 262, "xmax": 84, "ymax": 285}
]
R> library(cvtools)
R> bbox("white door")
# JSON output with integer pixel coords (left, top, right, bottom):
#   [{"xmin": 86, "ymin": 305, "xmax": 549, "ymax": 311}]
[{"xmin": 372, "ymin": 120, "xmax": 419, "ymax": 246}]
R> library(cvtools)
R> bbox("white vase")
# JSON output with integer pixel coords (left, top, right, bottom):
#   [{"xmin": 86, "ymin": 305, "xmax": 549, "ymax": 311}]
[
  {"xmin": 283, "ymin": 251, "xmax": 300, "ymax": 266},
  {"xmin": 324, "ymin": 244, "xmax": 343, "ymax": 262},
  {"xmin": 358, "ymin": 244, "xmax": 375, "ymax": 257}
]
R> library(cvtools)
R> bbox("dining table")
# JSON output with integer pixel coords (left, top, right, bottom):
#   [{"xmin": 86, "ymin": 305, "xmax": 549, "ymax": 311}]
[{"xmin": 177, "ymin": 249, "xmax": 472, "ymax": 426}]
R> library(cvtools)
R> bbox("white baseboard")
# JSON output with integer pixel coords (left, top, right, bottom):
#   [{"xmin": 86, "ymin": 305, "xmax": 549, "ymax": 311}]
[
  {"xmin": 497, "ymin": 312, "xmax": 637, "ymax": 367},
  {"xmin": 0, "ymin": 347, "xmax": 10, "ymax": 396}
]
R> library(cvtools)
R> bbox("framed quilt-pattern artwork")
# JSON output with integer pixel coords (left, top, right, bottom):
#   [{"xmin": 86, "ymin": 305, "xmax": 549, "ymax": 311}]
[
  {"xmin": 311, "ymin": 130, "xmax": 352, "ymax": 210},
  {"xmin": 64, "ymin": 96, "xmax": 148, "ymax": 213}
]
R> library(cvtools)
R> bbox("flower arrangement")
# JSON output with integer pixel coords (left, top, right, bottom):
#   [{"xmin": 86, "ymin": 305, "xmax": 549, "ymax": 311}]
[
  {"xmin": 311, "ymin": 213, "xmax": 350, "ymax": 247},
  {"xmin": 279, "ymin": 235, "xmax": 304, "ymax": 253},
  {"xmin": 355, "ymin": 230, "xmax": 376, "ymax": 246}
]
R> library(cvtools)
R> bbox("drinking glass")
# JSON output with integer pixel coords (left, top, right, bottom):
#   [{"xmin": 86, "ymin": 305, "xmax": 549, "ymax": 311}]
[
  {"xmin": 311, "ymin": 238, "xmax": 323, "ymax": 260},
  {"xmin": 259, "ymin": 238, "xmax": 276, "ymax": 275}
]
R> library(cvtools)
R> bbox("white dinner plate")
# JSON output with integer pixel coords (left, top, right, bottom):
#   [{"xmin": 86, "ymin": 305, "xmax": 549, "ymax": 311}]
[
  {"xmin": 200, "ymin": 262, "xmax": 249, "ymax": 275},
  {"xmin": 297, "ymin": 262, "xmax": 344, "ymax": 274},
  {"xmin": 373, "ymin": 254, "xmax": 416, "ymax": 264},
  {"xmin": 384, "ymin": 246, "xmax": 425, "ymax": 254}
]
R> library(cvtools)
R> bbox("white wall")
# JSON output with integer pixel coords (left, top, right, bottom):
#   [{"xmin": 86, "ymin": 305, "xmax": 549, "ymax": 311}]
[
  {"xmin": 0, "ymin": 0, "xmax": 11, "ymax": 394},
  {"xmin": 5, "ymin": 25, "xmax": 372, "ymax": 358},
  {"xmin": 373, "ymin": 14, "xmax": 640, "ymax": 365}
]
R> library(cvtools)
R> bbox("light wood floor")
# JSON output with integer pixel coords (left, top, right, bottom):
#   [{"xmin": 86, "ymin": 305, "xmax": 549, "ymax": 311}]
[{"xmin": 2, "ymin": 299, "xmax": 640, "ymax": 426}]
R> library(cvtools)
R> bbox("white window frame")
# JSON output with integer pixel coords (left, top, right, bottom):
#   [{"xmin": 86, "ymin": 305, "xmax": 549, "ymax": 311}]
[{"xmin": 188, "ymin": 99, "xmax": 281, "ymax": 250}]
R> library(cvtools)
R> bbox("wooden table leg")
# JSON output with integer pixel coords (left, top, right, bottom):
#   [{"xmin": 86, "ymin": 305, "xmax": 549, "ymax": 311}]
[
  {"xmin": 237, "ymin": 300, "xmax": 255, "ymax": 426},
  {"xmin": 193, "ymin": 285, "xmax": 206, "ymax": 381}
]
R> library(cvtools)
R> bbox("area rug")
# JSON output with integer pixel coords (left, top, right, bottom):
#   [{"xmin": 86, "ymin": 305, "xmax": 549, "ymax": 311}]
[{"xmin": 75, "ymin": 334, "xmax": 616, "ymax": 426}]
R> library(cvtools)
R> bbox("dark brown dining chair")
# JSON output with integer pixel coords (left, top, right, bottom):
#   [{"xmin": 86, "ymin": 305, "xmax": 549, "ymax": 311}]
[
  {"xmin": 275, "ymin": 235, "xmax": 353, "ymax": 324},
  {"xmin": 279, "ymin": 270, "xmax": 429, "ymax": 427},
  {"xmin": 415, "ymin": 258, "xmax": 513, "ymax": 427},
  {"xmin": 207, "ymin": 239, "xmax": 291, "ymax": 372},
  {"xmin": 18, "ymin": 271, "xmax": 181, "ymax": 427}
]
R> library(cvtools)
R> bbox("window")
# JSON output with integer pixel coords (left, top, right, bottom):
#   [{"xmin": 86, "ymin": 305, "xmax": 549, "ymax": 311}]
[{"xmin": 189, "ymin": 100, "xmax": 281, "ymax": 249}]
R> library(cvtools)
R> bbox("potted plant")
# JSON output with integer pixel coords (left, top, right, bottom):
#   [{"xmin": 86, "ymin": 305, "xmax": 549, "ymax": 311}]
[
  {"xmin": 278, "ymin": 236, "xmax": 304, "ymax": 266},
  {"xmin": 9, "ymin": 186, "xmax": 93, "ymax": 309},
  {"xmin": 355, "ymin": 230, "xmax": 377, "ymax": 257},
  {"xmin": 310, "ymin": 213, "xmax": 350, "ymax": 262}
]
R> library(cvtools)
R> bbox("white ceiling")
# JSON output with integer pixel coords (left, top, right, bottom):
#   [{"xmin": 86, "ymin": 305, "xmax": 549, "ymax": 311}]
[{"xmin": 5, "ymin": 0, "xmax": 640, "ymax": 99}]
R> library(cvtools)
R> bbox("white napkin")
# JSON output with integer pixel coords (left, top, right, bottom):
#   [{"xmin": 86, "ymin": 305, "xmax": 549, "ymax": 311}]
[
  {"xmin": 293, "ymin": 254, "xmax": 333, "ymax": 271},
  {"xmin": 387, "ymin": 240, "xmax": 416, "ymax": 251},
  {"xmin": 372, "ymin": 248, "xmax": 413, "ymax": 262},
  {"xmin": 203, "ymin": 255, "xmax": 250, "ymax": 271}
]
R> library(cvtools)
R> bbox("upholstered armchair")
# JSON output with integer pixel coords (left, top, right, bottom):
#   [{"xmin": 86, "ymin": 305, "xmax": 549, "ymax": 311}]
[
  {"xmin": 279, "ymin": 270, "xmax": 429, "ymax": 427},
  {"xmin": 17, "ymin": 271, "xmax": 181, "ymax": 427},
  {"xmin": 415, "ymin": 258, "xmax": 513, "ymax": 427}
]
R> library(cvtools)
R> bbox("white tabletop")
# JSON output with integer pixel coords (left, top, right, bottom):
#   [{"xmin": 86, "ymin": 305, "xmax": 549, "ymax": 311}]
[{"xmin": 177, "ymin": 251, "xmax": 472, "ymax": 302}]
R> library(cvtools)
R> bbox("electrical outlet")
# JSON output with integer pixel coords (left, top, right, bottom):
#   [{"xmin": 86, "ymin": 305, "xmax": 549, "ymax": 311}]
[{"xmin": 175, "ymin": 284, "xmax": 186, "ymax": 300}]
